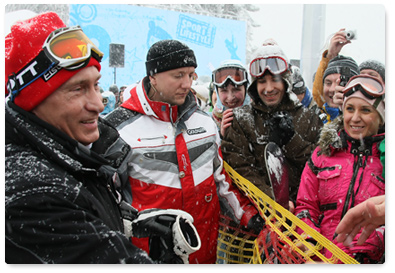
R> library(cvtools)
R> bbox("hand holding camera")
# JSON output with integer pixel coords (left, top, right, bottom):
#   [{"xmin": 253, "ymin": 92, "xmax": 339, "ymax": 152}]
[{"xmin": 327, "ymin": 28, "xmax": 355, "ymax": 60}]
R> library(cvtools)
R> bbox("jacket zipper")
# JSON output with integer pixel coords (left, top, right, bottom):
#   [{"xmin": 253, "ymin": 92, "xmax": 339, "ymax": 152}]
[{"xmin": 340, "ymin": 152, "xmax": 364, "ymax": 219}]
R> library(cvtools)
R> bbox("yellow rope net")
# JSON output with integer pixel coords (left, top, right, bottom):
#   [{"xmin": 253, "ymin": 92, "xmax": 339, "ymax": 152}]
[{"xmin": 216, "ymin": 162, "xmax": 359, "ymax": 264}]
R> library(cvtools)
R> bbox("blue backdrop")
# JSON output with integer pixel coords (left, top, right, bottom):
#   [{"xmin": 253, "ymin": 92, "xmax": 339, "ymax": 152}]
[{"xmin": 69, "ymin": 4, "xmax": 246, "ymax": 91}]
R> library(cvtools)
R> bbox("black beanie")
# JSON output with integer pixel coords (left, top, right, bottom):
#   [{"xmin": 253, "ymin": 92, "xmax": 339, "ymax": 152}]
[
  {"xmin": 323, "ymin": 55, "xmax": 360, "ymax": 82},
  {"xmin": 146, "ymin": 40, "xmax": 197, "ymax": 76},
  {"xmin": 359, "ymin": 59, "xmax": 385, "ymax": 83}
]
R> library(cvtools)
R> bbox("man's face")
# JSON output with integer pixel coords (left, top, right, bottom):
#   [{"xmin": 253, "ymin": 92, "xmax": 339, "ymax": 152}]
[
  {"xmin": 149, "ymin": 67, "xmax": 196, "ymax": 106},
  {"xmin": 32, "ymin": 66, "xmax": 104, "ymax": 145},
  {"xmin": 323, "ymin": 73, "xmax": 340, "ymax": 108},
  {"xmin": 256, "ymin": 73, "xmax": 285, "ymax": 107}
]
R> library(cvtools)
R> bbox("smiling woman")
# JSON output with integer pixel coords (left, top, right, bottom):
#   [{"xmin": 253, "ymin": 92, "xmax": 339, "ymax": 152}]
[
  {"xmin": 294, "ymin": 74, "xmax": 385, "ymax": 264},
  {"xmin": 343, "ymin": 99, "xmax": 381, "ymax": 140},
  {"xmin": 342, "ymin": 75, "xmax": 385, "ymax": 140}
]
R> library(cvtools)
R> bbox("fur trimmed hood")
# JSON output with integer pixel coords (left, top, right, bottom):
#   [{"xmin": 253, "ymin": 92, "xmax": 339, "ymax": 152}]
[
  {"xmin": 317, "ymin": 115, "xmax": 344, "ymax": 156},
  {"xmin": 247, "ymin": 38, "xmax": 296, "ymax": 105}
]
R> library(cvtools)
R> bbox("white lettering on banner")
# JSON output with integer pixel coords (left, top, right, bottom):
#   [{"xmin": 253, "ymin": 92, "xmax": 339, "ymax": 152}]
[{"xmin": 176, "ymin": 14, "xmax": 216, "ymax": 48}]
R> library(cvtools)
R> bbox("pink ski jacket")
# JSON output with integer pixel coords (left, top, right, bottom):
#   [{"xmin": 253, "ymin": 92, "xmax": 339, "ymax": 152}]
[{"xmin": 295, "ymin": 117, "xmax": 385, "ymax": 263}]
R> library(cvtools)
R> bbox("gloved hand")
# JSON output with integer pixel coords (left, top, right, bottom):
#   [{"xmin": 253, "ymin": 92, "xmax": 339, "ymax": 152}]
[
  {"xmin": 268, "ymin": 111, "xmax": 295, "ymax": 147},
  {"xmin": 247, "ymin": 213, "xmax": 265, "ymax": 234},
  {"xmin": 130, "ymin": 208, "xmax": 201, "ymax": 264}
]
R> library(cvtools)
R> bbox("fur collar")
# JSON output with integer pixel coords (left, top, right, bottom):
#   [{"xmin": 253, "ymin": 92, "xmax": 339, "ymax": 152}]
[
  {"xmin": 318, "ymin": 115, "xmax": 385, "ymax": 156},
  {"xmin": 317, "ymin": 115, "xmax": 344, "ymax": 156}
]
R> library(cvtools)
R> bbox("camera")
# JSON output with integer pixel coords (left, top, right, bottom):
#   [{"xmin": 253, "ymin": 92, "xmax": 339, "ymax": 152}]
[
  {"xmin": 345, "ymin": 30, "xmax": 357, "ymax": 40},
  {"xmin": 339, "ymin": 66, "xmax": 352, "ymax": 87}
]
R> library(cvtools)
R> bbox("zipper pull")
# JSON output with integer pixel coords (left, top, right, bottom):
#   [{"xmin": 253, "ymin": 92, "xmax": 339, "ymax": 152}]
[{"xmin": 358, "ymin": 153, "xmax": 364, "ymax": 167}]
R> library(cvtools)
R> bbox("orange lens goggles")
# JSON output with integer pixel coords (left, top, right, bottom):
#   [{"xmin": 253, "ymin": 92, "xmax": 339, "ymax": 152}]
[
  {"xmin": 43, "ymin": 26, "xmax": 103, "ymax": 70},
  {"xmin": 7, "ymin": 26, "xmax": 103, "ymax": 101}
]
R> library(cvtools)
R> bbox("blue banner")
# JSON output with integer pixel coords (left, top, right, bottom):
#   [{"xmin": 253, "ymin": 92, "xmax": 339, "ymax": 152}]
[{"xmin": 69, "ymin": 4, "xmax": 246, "ymax": 91}]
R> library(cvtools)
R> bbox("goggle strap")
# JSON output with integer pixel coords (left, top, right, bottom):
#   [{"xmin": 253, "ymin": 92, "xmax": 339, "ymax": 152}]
[
  {"xmin": 8, "ymin": 50, "xmax": 56, "ymax": 101},
  {"xmin": 348, "ymin": 85, "xmax": 383, "ymax": 100},
  {"xmin": 91, "ymin": 50, "xmax": 103, "ymax": 63},
  {"xmin": 373, "ymin": 96, "xmax": 383, "ymax": 108}
]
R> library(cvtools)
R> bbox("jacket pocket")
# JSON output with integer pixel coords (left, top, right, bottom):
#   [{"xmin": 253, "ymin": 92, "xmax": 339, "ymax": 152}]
[
  {"xmin": 360, "ymin": 172, "xmax": 385, "ymax": 199},
  {"xmin": 317, "ymin": 165, "xmax": 343, "ymax": 199}
]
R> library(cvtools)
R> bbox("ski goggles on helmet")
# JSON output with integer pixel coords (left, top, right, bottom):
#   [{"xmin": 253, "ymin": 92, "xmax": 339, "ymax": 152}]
[
  {"xmin": 212, "ymin": 67, "xmax": 248, "ymax": 87},
  {"xmin": 249, "ymin": 56, "xmax": 288, "ymax": 78},
  {"xmin": 7, "ymin": 26, "xmax": 103, "ymax": 100},
  {"xmin": 343, "ymin": 74, "xmax": 385, "ymax": 100}
]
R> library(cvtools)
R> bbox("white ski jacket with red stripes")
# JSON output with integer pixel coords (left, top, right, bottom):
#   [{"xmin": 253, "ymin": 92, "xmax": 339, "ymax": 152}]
[{"xmin": 105, "ymin": 77, "xmax": 258, "ymax": 264}]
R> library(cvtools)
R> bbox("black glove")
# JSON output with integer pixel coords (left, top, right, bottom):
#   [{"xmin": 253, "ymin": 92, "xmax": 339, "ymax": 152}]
[
  {"xmin": 131, "ymin": 209, "xmax": 201, "ymax": 264},
  {"xmin": 268, "ymin": 111, "xmax": 295, "ymax": 147},
  {"xmin": 247, "ymin": 213, "xmax": 265, "ymax": 234}
]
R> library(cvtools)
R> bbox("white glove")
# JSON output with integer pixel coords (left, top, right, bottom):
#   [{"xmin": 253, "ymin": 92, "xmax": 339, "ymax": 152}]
[
  {"xmin": 172, "ymin": 214, "xmax": 201, "ymax": 264},
  {"xmin": 130, "ymin": 208, "xmax": 201, "ymax": 264}
]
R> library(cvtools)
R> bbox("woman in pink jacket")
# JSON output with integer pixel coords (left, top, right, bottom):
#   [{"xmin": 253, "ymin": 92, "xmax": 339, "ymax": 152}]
[{"xmin": 294, "ymin": 75, "xmax": 385, "ymax": 263}]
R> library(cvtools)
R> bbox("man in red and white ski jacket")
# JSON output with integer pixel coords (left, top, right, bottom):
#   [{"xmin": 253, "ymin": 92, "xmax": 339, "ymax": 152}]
[
  {"xmin": 105, "ymin": 40, "xmax": 260, "ymax": 264},
  {"xmin": 106, "ymin": 77, "xmax": 259, "ymax": 263}
]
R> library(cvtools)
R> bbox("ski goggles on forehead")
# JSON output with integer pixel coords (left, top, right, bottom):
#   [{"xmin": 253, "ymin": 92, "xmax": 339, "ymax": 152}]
[
  {"xmin": 213, "ymin": 67, "xmax": 248, "ymax": 87},
  {"xmin": 43, "ymin": 25, "xmax": 103, "ymax": 70},
  {"xmin": 343, "ymin": 75, "xmax": 385, "ymax": 100},
  {"xmin": 249, "ymin": 56, "xmax": 288, "ymax": 78},
  {"xmin": 7, "ymin": 26, "xmax": 103, "ymax": 101}
]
